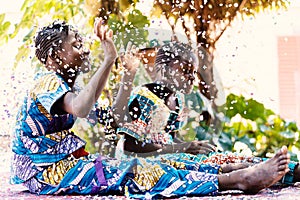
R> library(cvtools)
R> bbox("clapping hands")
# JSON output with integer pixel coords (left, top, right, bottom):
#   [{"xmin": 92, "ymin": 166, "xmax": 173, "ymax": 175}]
[
  {"xmin": 119, "ymin": 42, "xmax": 141, "ymax": 75},
  {"xmin": 94, "ymin": 17, "xmax": 118, "ymax": 62}
]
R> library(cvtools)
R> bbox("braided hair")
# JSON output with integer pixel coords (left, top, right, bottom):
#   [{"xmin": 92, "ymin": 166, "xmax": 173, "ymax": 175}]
[
  {"xmin": 154, "ymin": 41, "xmax": 196, "ymax": 73},
  {"xmin": 34, "ymin": 20, "xmax": 73, "ymax": 64}
]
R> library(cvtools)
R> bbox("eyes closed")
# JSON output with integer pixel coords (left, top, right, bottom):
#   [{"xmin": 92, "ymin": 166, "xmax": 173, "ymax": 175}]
[{"xmin": 175, "ymin": 60, "xmax": 196, "ymax": 76}]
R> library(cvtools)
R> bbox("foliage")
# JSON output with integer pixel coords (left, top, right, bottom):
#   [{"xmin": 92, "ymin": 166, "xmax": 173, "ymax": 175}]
[
  {"xmin": 7, "ymin": 0, "xmax": 87, "ymax": 68},
  {"xmin": 0, "ymin": 14, "xmax": 11, "ymax": 45},
  {"xmin": 0, "ymin": 0, "xmax": 149, "ymax": 154},
  {"xmin": 152, "ymin": 0, "xmax": 290, "ymax": 53},
  {"xmin": 151, "ymin": 0, "xmax": 290, "ymax": 103},
  {"xmin": 108, "ymin": 9, "xmax": 150, "ymax": 51},
  {"xmin": 1, "ymin": 0, "xmax": 299, "ymax": 160},
  {"xmin": 213, "ymin": 93, "xmax": 299, "ymax": 161}
]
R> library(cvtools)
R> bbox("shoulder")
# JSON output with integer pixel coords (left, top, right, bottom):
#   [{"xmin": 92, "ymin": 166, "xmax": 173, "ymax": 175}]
[{"xmin": 33, "ymin": 72, "xmax": 69, "ymax": 92}]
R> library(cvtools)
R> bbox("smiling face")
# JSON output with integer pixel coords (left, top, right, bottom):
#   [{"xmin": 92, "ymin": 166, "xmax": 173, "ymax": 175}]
[
  {"xmin": 35, "ymin": 21, "xmax": 91, "ymax": 85},
  {"xmin": 154, "ymin": 41, "xmax": 198, "ymax": 94},
  {"xmin": 168, "ymin": 57, "xmax": 197, "ymax": 94},
  {"xmin": 58, "ymin": 31, "xmax": 91, "ymax": 74}
]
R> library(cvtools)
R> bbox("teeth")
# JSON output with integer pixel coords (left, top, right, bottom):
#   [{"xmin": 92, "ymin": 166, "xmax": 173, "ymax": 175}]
[{"xmin": 67, "ymin": 68, "xmax": 75, "ymax": 73}]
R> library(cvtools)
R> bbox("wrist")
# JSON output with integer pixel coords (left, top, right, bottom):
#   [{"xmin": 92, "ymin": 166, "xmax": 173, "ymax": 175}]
[
  {"xmin": 124, "ymin": 67, "xmax": 137, "ymax": 76},
  {"xmin": 103, "ymin": 56, "xmax": 117, "ymax": 65}
]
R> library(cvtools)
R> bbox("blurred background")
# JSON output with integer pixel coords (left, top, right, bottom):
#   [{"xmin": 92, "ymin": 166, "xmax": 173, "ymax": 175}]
[{"xmin": 1, "ymin": 0, "xmax": 300, "ymax": 161}]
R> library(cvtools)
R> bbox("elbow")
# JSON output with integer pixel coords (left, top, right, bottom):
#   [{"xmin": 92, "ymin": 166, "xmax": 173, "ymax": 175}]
[
  {"xmin": 73, "ymin": 105, "xmax": 92, "ymax": 118},
  {"xmin": 76, "ymin": 112, "xmax": 90, "ymax": 118}
]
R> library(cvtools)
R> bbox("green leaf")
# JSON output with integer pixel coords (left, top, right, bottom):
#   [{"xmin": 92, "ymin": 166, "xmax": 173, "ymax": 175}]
[
  {"xmin": 23, "ymin": 28, "xmax": 35, "ymax": 42},
  {"xmin": 127, "ymin": 9, "xmax": 150, "ymax": 28},
  {"xmin": 237, "ymin": 135, "xmax": 256, "ymax": 152},
  {"xmin": 0, "ymin": 13, "xmax": 5, "ymax": 24},
  {"xmin": 21, "ymin": 0, "xmax": 31, "ymax": 11},
  {"xmin": 14, "ymin": 45, "xmax": 30, "ymax": 67},
  {"xmin": 286, "ymin": 121, "xmax": 298, "ymax": 132},
  {"xmin": 279, "ymin": 131, "xmax": 295, "ymax": 139},
  {"xmin": 218, "ymin": 131, "xmax": 233, "ymax": 151}
]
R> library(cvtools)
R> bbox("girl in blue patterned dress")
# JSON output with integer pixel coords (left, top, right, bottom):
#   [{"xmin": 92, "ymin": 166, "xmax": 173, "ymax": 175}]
[
  {"xmin": 10, "ymin": 18, "xmax": 291, "ymax": 198},
  {"xmin": 115, "ymin": 40, "xmax": 299, "ymax": 189}
]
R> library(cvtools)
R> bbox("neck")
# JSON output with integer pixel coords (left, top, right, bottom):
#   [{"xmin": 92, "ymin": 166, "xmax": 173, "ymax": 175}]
[
  {"xmin": 47, "ymin": 67, "xmax": 78, "ymax": 88},
  {"xmin": 61, "ymin": 72, "xmax": 79, "ymax": 88},
  {"xmin": 45, "ymin": 60, "xmax": 81, "ymax": 89},
  {"xmin": 154, "ymin": 79, "xmax": 177, "ymax": 93}
]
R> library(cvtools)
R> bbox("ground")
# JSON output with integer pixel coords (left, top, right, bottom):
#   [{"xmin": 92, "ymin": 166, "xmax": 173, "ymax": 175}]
[{"xmin": 1, "ymin": 135, "xmax": 300, "ymax": 200}]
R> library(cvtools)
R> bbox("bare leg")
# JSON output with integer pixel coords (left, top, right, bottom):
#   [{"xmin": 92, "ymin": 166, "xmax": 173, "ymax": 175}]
[
  {"xmin": 221, "ymin": 162, "xmax": 253, "ymax": 173},
  {"xmin": 218, "ymin": 146, "xmax": 290, "ymax": 194}
]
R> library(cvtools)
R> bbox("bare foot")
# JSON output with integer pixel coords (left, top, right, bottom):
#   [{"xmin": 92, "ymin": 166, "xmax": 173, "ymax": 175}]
[
  {"xmin": 219, "ymin": 146, "xmax": 290, "ymax": 194},
  {"xmin": 221, "ymin": 162, "xmax": 253, "ymax": 173}
]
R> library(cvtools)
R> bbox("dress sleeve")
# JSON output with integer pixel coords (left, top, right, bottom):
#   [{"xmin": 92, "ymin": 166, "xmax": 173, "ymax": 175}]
[
  {"xmin": 116, "ymin": 87, "xmax": 156, "ymax": 142},
  {"xmin": 96, "ymin": 106, "xmax": 118, "ymax": 140},
  {"xmin": 33, "ymin": 73, "xmax": 71, "ymax": 115}
]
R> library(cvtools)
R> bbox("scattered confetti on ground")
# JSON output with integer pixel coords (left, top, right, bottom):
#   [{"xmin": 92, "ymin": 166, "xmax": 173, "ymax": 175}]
[{"xmin": 1, "ymin": 135, "xmax": 300, "ymax": 200}]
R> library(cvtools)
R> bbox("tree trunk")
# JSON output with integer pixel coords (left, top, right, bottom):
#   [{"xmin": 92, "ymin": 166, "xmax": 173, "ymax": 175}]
[{"xmin": 196, "ymin": 45, "xmax": 218, "ymax": 109}]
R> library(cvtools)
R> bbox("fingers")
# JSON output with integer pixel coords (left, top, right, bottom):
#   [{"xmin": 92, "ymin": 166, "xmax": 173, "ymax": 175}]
[
  {"xmin": 94, "ymin": 18, "xmax": 102, "ymax": 37},
  {"xmin": 186, "ymin": 140, "xmax": 217, "ymax": 155},
  {"xmin": 188, "ymin": 149, "xmax": 213, "ymax": 155},
  {"xmin": 94, "ymin": 17, "xmax": 113, "ymax": 41},
  {"xmin": 198, "ymin": 141, "xmax": 217, "ymax": 151},
  {"xmin": 107, "ymin": 29, "xmax": 113, "ymax": 38},
  {"xmin": 126, "ymin": 41, "xmax": 132, "ymax": 54},
  {"xmin": 125, "ymin": 42, "xmax": 140, "ymax": 57},
  {"xmin": 281, "ymin": 145, "xmax": 288, "ymax": 154},
  {"xmin": 203, "ymin": 143, "xmax": 217, "ymax": 152}
]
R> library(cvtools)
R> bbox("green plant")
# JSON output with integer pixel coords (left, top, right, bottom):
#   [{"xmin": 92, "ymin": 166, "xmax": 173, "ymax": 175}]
[{"xmin": 215, "ymin": 93, "xmax": 300, "ymax": 161}]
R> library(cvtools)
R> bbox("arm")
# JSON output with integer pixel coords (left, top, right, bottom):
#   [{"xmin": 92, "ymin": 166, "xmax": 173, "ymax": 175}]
[
  {"xmin": 63, "ymin": 18, "xmax": 118, "ymax": 117},
  {"xmin": 123, "ymin": 134, "xmax": 216, "ymax": 156},
  {"xmin": 111, "ymin": 43, "xmax": 140, "ymax": 126}
]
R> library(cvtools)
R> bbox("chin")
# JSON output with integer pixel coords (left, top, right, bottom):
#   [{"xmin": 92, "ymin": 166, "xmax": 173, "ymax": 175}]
[
  {"xmin": 79, "ymin": 62, "xmax": 91, "ymax": 73},
  {"xmin": 182, "ymin": 88, "xmax": 192, "ymax": 94}
]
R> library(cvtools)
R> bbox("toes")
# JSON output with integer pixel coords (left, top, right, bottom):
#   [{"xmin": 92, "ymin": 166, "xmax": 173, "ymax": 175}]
[
  {"xmin": 278, "ymin": 164, "xmax": 287, "ymax": 170},
  {"xmin": 279, "ymin": 155, "xmax": 288, "ymax": 160},
  {"xmin": 279, "ymin": 159, "xmax": 288, "ymax": 165}
]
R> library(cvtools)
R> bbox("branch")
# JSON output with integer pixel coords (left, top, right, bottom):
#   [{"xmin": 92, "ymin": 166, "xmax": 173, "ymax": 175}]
[
  {"xmin": 213, "ymin": 0, "xmax": 248, "ymax": 45},
  {"xmin": 155, "ymin": 1, "xmax": 177, "ymax": 34},
  {"xmin": 180, "ymin": 16, "xmax": 192, "ymax": 43}
]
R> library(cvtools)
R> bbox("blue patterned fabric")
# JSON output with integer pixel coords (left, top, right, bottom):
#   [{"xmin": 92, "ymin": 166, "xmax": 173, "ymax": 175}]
[
  {"xmin": 10, "ymin": 72, "xmax": 220, "ymax": 198},
  {"xmin": 11, "ymin": 72, "xmax": 87, "ymax": 185},
  {"xmin": 101, "ymin": 157, "xmax": 219, "ymax": 199},
  {"xmin": 116, "ymin": 83, "xmax": 185, "ymax": 146}
]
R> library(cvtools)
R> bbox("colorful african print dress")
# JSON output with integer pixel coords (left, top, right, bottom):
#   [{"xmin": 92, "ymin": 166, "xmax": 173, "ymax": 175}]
[
  {"xmin": 115, "ymin": 83, "xmax": 298, "ymax": 188},
  {"xmin": 115, "ymin": 83, "xmax": 210, "ymax": 164},
  {"xmin": 10, "ymin": 72, "xmax": 219, "ymax": 198}
]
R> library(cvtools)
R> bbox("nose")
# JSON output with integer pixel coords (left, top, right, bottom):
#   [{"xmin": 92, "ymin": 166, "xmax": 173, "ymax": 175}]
[{"xmin": 185, "ymin": 73, "xmax": 195, "ymax": 81}]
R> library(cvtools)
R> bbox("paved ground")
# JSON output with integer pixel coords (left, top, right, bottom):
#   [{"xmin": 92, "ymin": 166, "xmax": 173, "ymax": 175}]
[{"xmin": 1, "ymin": 135, "xmax": 300, "ymax": 199}]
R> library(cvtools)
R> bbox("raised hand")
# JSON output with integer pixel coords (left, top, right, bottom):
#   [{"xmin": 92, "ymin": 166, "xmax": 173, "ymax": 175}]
[
  {"xmin": 94, "ymin": 17, "xmax": 118, "ymax": 62},
  {"xmin": 120, "ymin": 42, "xmax": 141, "ymax": 75}
]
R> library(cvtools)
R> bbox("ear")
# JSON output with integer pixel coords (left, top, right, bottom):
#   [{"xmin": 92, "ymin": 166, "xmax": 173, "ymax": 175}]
[
  {"xmin": 49, "ymin": 50, "xmax": 63, "ymax": 65},
  {"xmin": 46, "ymin": 48, "xmax": 55, "ymax": 63},
  {"xmin": 49, "ymin": 49, "xmax": 57, "ymax": 60}
]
